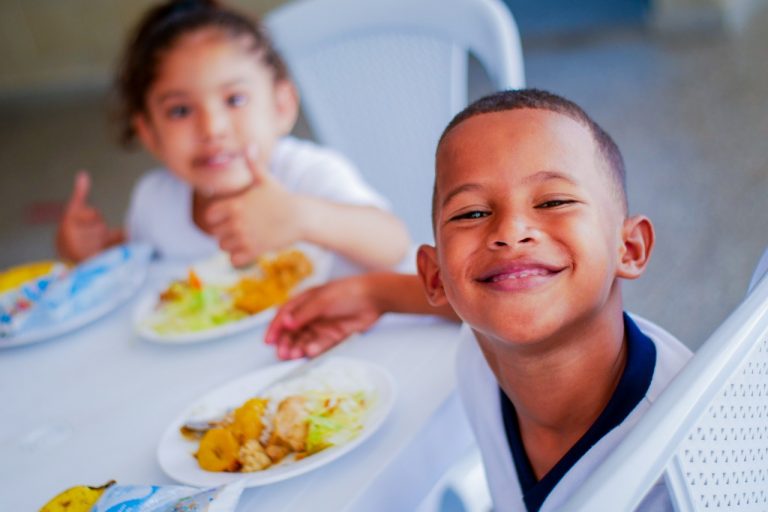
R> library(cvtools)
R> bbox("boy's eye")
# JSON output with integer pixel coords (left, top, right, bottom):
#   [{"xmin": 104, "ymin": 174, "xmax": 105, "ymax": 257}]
[
  {"xmin": 449, "ymin": 210, "xmax": 490, "ymax": 221},
  {"xmin": 226, "ymin": 93, "xmax": 248, "ymax": 108},
  {"xmin": 536, "ymin": 199, "xmax": 576, "ymax": 209},
  {"xmin": 167, "ymin": 105, "xmax": 191, "ymax": 119}
]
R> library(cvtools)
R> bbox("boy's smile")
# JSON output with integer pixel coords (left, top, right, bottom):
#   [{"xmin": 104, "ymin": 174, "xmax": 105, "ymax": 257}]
[
  {"xmin": 422, "ymin": 108, "xmax": 630, "ymax": 349},
  {"xmin": 475, "ymin": 258, "xmax": 567, "ymax": 292}
]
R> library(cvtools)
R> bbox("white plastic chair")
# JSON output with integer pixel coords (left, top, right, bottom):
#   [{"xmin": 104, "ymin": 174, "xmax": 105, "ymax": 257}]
[
  {"xmin": 562, "ymin": 271, "xmax": 768, "ymax": 511},
  {"xmin": 265, "ymin": 0, "xmax": 525, "ymax": 244},
  {"xmin": 748, "ymin": 246, "xmax": 768, "ymax": 293},
  {"xmin": 416, "ymin": 447, "xmax": 493, "ymax": 512}
]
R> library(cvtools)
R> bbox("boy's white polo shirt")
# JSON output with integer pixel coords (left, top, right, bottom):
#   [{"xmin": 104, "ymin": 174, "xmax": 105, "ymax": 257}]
[{"xmin": 456, "ymin": 313, "xmax": 691, "ymax": 512}]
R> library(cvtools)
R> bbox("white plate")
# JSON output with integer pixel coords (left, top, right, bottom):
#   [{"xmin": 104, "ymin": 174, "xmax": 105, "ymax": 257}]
[
  {"xmin": 133, "ymin": 244, "xmax": 332, "ymax": 344},
  {"xmin": 0, "ymin": 246, "xmax": 150, "ymax": 349},
  {"xmin": 157, "ymin": 357, "xmax": 396, "ymax": 487}
]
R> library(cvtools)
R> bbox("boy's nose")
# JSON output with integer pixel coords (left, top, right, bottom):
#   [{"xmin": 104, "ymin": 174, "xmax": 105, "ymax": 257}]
[{"xmin": 488, "ymin": 216, "xmax": 537, "ymax": 248}]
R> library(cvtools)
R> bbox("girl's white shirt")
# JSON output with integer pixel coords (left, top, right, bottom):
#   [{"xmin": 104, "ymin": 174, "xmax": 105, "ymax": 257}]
[{"xmin": 126, "ymin": 136, "xmax": 392, "ymax": 277}]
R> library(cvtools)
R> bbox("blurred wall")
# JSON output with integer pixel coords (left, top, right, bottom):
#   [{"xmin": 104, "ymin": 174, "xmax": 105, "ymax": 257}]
[
  {"xmin": 655, "ymin": 0, "xmax": 767, "ymax": 31},
  {"xmin": 1, "ymin": 0, "xmax": 765, "ymax": 97},
  {"xmin": 0, "ymin": 0, "xmax": 286, "ymax": 97}
]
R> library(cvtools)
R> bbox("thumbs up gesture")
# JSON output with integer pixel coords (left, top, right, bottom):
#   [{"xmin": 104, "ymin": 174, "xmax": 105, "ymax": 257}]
[
  {"xmin": 204, "ymin": 146, "xmax": 302, "ymax": 267},
  {"xmin": 56, "ymin": 171, "xmax": 123, "ymax": 262}
]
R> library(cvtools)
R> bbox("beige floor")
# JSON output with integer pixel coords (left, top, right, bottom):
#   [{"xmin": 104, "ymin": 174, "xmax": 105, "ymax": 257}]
[{"xmin": 1, "ymin": 9, "xmax": 767, "ymax": 351}]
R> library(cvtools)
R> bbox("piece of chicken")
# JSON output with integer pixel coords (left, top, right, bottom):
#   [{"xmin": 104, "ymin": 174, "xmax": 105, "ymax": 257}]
[{"xmin": 272, "ymin": 396, "xmax": 309, "ymax": 452}]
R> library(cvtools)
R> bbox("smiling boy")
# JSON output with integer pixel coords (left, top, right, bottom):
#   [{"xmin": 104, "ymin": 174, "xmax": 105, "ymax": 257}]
[
  {"xmin": 417, "ymin": 90, "xmax": 691, "ymax": 511},
  {"xmin": 264, "ymin": 88, "xmax": 692, "ymax": 508}
]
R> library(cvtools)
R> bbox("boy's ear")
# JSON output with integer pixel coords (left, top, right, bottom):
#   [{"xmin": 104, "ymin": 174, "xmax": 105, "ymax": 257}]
[
  {"xmin": 417, "ymin": 244, "xmax": 450, "ymax": 307},
  {"xmin": 616, "ymin": 214, "xmax": 655, "ymax": 280},
  {"xmin": 133, "ymin": 113, "xmax": 160, "ymax": 157},
  {"xmin": 273, "ymin": 79, "xmax": 299, "ymax": 136}
]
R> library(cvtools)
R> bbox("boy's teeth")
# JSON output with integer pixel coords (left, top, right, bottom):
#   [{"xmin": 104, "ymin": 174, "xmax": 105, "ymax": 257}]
[{"xmin": 490, "ymin": 269, "xmax": 548, "ymax": 282}]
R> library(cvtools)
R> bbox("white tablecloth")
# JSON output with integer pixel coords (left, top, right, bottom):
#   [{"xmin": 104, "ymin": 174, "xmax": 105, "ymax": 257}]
[{"xmin": 0, "ymin": 266, "xmax": 474, "ymax": 511}]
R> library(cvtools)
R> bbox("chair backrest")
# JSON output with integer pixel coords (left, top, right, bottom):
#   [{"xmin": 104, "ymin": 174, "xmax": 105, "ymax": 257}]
[
  {"xmin": 748, "ymin": 246, "xmax": 768, "ymax": 292},
  {"xmin": 562, "ymin": 273, "xmax": 768, "ymax": 511},
  {"xmin": 265, "ymin": 0, "xmax": 524, "ymax": 244}
]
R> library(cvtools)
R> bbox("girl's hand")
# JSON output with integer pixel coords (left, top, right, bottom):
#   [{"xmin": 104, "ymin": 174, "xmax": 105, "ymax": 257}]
[
  {"xmin": 205, "ymin": 147, "xmax": 302, "ymax": 267},
  {"xmin": 56, "ymin": 171, "xmax": 122, "ymax": 263},
  {"xmin": 264, "ymin": 275, "xmax": 384, "ymax": 360}
]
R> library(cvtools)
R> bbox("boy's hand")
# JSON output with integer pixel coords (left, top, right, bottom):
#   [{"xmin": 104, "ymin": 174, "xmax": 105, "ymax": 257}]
[
  {"xmin": 205, "ymin": 147, "xmax": 301, "ymax": 267},
  {"xmin": 265, "ymin": 275, "xmax": 384, "ymax": 360},
  {"xmin": 56, "ymin": 171, "xmax": 121, "ymax": 262}
]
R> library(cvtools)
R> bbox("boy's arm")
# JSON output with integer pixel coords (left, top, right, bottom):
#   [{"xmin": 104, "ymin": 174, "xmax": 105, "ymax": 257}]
[
  {"xmin": 56, "ymin": 171, "xmax": 125, "ymax": 263},
  {"xmin": 367, "ymin": 272, "xmax": 458, "ymax": 318},
  {"xmin": 265, "ymin": 272, "xmax": 459, "ymax": 360}
]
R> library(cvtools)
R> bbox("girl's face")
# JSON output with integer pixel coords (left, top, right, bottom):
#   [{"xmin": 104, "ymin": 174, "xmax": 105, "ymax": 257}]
[{"xmin": 135, "ymin": 28, "xmax": 297, "ymax": 196}]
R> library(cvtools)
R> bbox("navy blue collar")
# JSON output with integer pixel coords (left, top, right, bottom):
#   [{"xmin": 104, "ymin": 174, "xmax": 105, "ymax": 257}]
[{"xmin": 500, "ymin": 313, "xmax": 657, "ymax": 512}]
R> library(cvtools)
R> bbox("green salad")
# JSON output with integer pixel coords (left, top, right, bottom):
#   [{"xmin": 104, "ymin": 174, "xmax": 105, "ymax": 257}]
[
  {"xmin": 150, "ymin": 276, "xmax": 247, "ymax": 335},
  {"xmin": 305, "ymin": 391, "xmax": 368, "ymax": 454}
]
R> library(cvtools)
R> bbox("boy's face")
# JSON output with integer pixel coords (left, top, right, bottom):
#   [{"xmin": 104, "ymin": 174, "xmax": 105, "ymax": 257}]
[
  {"xmin": 419, "ymin": 108, "xmax": 649, "ymax": 347},
  {"xmin": 135, "ymin": 28, "xmax": 298, "ymax": 196}
]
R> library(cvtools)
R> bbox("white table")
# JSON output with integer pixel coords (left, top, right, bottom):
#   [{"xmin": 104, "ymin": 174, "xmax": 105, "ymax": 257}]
[{"xmin": 0, "ymin": 266, "xmax": 474, "ymax": 511}]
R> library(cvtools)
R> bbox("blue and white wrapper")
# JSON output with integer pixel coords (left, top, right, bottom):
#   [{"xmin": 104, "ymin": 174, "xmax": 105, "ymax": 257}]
[
  {"xmin": 92, "ymin": 481, "xmax": 244, "ymax": 512},
  {"xmin": 0, "ymin": 244, "xmax": 152, "ymax": 337},
  {"xmin": 0, "ymin": 264, "xmax": 65, "ymax": 337}
]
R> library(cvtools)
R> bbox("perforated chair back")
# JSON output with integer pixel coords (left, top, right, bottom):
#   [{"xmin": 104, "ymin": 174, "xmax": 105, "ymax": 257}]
[
  {"xmin": 265, "ymin": 0, "xmax": 524, "ymax": 244},
  {"xmin": 562, "ymin": 274, "xmax": 768, "ymax": 511}
]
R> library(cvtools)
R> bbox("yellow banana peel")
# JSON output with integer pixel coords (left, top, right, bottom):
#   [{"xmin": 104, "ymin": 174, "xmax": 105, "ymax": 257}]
[
  {"xmin": 39, "ymin": 480, "xmax": 115, "ymax": 512},
  {"xmin": 0, "ymin": 261, "xmax": 60, "ymax": 293}
]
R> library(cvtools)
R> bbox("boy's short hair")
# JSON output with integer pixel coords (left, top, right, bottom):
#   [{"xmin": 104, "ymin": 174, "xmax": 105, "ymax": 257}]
[{"xmin": 433, "ymin": 89, "xmax": 627, "ymax": 225}]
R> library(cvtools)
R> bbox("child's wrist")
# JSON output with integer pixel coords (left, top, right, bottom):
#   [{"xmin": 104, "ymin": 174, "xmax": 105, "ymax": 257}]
[
  {"xmin": 362, "ymin": 272, "xmax": 400, "ymax": 314},
  {"xmin": 360, "ymin": 273, "xmax": 384, "ymax": 314},
  {"xmin": 289, "ymin": 193, "xmax": 317, "ymax": 244}
]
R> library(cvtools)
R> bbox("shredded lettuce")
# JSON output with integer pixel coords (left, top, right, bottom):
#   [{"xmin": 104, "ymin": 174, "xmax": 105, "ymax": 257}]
[
  {"xmin": 305, "ymin": 391, "xmax": 368, "ymax": 454},
  {"xmin": 151, "ymin": 282, "xmax": 247, "ymax": 334}
]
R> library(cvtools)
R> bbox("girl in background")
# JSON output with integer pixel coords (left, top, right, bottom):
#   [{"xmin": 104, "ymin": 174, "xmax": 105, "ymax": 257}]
[{"xmin": 56, "ymin": 0, "xmax": 409, "ymax": 276}]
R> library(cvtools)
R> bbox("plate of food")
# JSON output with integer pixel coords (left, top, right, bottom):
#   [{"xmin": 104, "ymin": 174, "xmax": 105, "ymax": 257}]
[
  {"xmin": 157, "ymin": 356, "xmax": 395, "ymax": 487},
  {"xmin": 133, "ymin": 244, "xmax": 332, "ymax": 344},
  {"xmin": 0, "ymin": 244, "xmax": 151, "ymax": 348}
]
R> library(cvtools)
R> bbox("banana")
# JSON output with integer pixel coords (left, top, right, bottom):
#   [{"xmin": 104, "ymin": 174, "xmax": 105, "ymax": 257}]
[
  {"xmin": 39, "ymin": 480, "xmax": 115, "ymax": 512},
  {"xmin": 197, "ymin": 427, "xmax": 241, "ymax": 472},
  {"xmin": 231, "ymin": 398, "xmax": 268, "ymax": 444}
]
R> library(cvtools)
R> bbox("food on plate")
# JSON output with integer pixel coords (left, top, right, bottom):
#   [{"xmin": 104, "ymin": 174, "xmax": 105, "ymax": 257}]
[
  {"xmin": 149, "ymin": 249, "xmax": 313, "ymax": 335},
  {"xmin": 185, "ymin": 360, "xmax": 374, "ymax": 473},
  {"xmin": 273, "ymin": 395, "xmax": 309, "ymax": 452},
  {"xmin": 197, "ymin": 428, "xmax": 241, "ymax": 472},
  {"xmin": 39, "ymin": 480, "xmax": 115, "ymax": 512},
  {"xmin": 151, "ymin": 269, "xmax": 246, "ymax": 334},
  {"xmin": 232, "ymin": 250, "xmax": 313, "ymax": 314}
]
